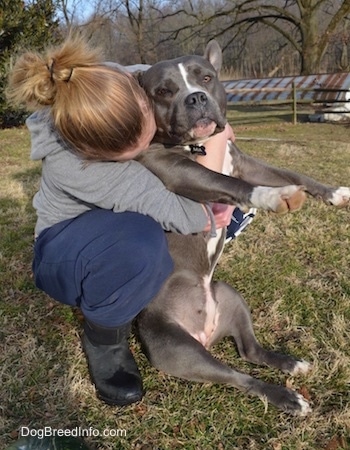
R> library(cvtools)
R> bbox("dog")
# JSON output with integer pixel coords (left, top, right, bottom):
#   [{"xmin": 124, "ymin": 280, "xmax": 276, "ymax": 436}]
[{"xmin": 133, "ymin": 40, "xmax": 349, "ymax": 415}]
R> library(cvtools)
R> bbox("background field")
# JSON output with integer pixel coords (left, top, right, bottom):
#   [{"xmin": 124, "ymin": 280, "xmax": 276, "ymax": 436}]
[{"xmin": 0, "ymin": 116, "xmax": 349, "ymax": 449}]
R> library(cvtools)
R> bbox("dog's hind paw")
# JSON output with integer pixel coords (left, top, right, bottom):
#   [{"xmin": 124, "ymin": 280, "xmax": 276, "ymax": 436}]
[
  {"xmin": 290, "ymin": 360, "xmax": 312, "ymax": 376},
  {"xmin": 263, "ymin": 385, "xmax": 312, "ymax": 416},
  {"xmin": 293, "ymin": 392, "xmax": 312, "ymax": 417},
  {"xmin": 279, "ymin": 387, "xmax": 312, "ymax": 416},
  {"xmin": 329, "ymin": 187, "xmax": 350, "ymax": 207}
]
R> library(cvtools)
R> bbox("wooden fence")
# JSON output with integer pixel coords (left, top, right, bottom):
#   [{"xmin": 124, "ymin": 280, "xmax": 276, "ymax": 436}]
[{"xmin": 224, "ymin": 84, "xmax": 350, "ymax": 124}]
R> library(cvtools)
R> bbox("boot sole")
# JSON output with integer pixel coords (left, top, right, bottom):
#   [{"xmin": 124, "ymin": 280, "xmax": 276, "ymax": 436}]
[{"xmin": 97, "ymin": 391, "xmax": 143, "ymax": 407}]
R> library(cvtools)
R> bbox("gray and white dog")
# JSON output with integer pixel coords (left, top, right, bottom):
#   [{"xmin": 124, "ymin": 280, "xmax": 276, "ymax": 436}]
[{"xmin": 133, "ymin": 41, "xmax": 349, "ymax": 415}]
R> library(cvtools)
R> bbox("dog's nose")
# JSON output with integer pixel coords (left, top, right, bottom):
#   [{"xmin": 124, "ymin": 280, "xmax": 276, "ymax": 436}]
[{"xmin": 185, "ymin": 91, "xmax": 208, "ymax": 107}]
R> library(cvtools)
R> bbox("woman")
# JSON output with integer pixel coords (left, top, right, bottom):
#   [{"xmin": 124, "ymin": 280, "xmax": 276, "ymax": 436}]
[{"xmin": 7, "ymin": 36, "xmax": 235, "ymax": 407}]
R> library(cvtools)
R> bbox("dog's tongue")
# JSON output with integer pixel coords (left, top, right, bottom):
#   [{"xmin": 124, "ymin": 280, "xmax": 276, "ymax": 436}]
[{"xmin": 192, "ymin": 119, "xmax": 217, "ymax": 138}]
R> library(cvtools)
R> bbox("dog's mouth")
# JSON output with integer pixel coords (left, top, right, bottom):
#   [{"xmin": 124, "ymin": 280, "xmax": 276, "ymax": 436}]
[
  {"xmin": 191, "ymin": 118, "xmax": 218, "ymax": 139},
  {"xmin": 162, "ymin": 113, "xmax": 226, "ymax": 145}
]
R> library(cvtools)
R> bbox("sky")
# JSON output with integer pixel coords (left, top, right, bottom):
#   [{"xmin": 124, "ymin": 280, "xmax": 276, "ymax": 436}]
[{"xmin": 62, "ymin": 0, "xmax": 95, "ymax": 22}]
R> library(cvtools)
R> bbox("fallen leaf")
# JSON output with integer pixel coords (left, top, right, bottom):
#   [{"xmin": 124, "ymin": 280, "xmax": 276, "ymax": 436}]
[
  {"xmin": 324, "ymin": 435, "xmax": 347, "ymax": 450},
  {"xmin": 298, "ymin": 385, "xmax": 311, "ymax": 401},
  {"xmin": 10, "ymin": 429, "xmax": 19, "ymax": 439},
  {"xmin": 133, "ymin": 403, "xmax": 148, "ymax": 417}
]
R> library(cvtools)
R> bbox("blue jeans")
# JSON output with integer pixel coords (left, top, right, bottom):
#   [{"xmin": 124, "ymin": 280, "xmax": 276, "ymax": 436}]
[{"xmin": 33, "ymin": 210, "xmax": 174, "ymax": 327}]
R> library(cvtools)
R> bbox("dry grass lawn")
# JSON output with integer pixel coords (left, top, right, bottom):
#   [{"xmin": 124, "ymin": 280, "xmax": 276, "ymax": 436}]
[{"xmin": 0, "ymin": 117, "xmax": 349, "ymax": 449}]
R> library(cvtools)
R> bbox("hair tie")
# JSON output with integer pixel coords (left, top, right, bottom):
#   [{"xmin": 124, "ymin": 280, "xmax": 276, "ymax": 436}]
[
  {"xmin": 49, "ymin": 59, "xmax": 55, "ymax": 82},
  {"xmin": 65, "ymin": 67, "xmax": 74, "ymax": 83}
]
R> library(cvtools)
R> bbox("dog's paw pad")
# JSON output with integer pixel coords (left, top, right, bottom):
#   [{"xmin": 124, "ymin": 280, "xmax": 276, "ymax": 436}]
[
  {"xmin": 250, "ymin": 185, "xmax": 306, "ymax": 213},
  {"xmin": 276, "ymin": 185, "xmax": 306, "ymax": 213}
]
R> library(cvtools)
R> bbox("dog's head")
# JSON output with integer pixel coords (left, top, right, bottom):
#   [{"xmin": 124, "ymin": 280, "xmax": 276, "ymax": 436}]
[{"xmin": 138, "ymin": 40, "xmax": 227, "ymax": 146}]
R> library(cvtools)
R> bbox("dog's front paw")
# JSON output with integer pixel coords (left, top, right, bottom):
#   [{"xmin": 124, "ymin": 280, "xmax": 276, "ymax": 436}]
[
  {"xmin": 276, "ymin": 185, "xmax": 307, "ymax": 213},
  {"xmin": 250, "ymin": 185, "xmax": 306, "ymax": 213},
  {"xmin": 328, "ymin": 187, "xmax": 350, "ymax": 207}
]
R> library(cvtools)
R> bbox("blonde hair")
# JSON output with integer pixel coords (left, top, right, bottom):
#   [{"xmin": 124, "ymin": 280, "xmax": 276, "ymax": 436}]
[{"xmin": 7, "ymin": 36, "xmax": 152, "ymax": 160}]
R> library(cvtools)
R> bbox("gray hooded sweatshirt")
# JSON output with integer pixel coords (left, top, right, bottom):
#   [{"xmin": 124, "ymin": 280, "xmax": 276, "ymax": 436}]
[{"xmin": 27, "ymin": 110, "xmax": 208, "ymax": 237}]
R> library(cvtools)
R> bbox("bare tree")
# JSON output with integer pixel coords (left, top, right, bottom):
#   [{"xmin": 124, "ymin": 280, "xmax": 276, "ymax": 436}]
[
  {"xmin": 56, "ymin": 0, "xmax": 96, "ymax": 27},
  {"xmin": 160, "ymin": 0, "xmax": 350, "ymax": 75},
  {"xmin": 234, "ymin": 0, "xmax": 350, "ymax": 74},
  {"xmin": 54, "ymin": 0, "xmax": 350, "ymax": 75},
  {"xmin": 329, "ymin": 16, "xmax": 350, "ymax": 70}
]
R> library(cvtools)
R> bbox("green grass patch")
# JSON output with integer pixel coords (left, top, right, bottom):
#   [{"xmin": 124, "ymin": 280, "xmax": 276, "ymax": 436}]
[{"xmin": 0, "ymin": 121, "xmax": 349, "ymax": 449}]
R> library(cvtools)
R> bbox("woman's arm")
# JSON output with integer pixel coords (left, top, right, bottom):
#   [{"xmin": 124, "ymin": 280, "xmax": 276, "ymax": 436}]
[
  {"xmin": 197, "ymin": 124, "xmax": 236, "ymax": 230},
  {"xmin": 196, "ymin": 123, "xmax": 235, "ymax": 172}
]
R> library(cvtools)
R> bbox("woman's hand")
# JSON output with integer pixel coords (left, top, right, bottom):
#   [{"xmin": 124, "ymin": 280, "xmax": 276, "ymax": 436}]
[{"xmin": 203, "ymin": 203, "xmax": 235, "ymax": 232}]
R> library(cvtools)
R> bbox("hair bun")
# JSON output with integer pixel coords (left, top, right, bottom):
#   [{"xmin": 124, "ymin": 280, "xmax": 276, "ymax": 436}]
[
  {"xmin": 7, "ymin": 51, "xmax": 56, "ymax": 109},
  {"xmin": 7, "ymin": 36, "xmax": 104, "ymax": 110}
]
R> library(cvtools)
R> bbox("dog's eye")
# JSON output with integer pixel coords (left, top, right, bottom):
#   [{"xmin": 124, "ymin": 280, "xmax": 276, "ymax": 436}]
[
  {"xmin": 203, "ymin": 75, "xmax": 212, "ymax": 83},
  {"xmin": 156, "ymin": 88, "xmax": 171, "ymax": 97}
]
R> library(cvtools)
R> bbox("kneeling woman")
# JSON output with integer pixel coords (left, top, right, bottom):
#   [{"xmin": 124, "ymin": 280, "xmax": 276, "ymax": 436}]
[{"xmin": 7, "ymin": 36, "xmax": 235, "ymax": 407}]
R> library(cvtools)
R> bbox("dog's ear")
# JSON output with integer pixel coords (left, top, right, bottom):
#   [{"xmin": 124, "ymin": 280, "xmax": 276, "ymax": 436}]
[
  {"xmin": 123, "ymin": 64, "xmax": 151, "ymax": 87},
  {"xmin": 103, "ymin": 62, "xmax": 148, "ymax": 86},
  {"xmin": 204, "ymin": 40, "xmax": 222, "ymax": 74},
  {"xmin": 132, "ymin": 70, "xmax": 144, "ymax": 87}
]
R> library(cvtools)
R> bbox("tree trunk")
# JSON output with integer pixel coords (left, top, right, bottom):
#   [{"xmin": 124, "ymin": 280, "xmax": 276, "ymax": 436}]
[{"xmin": 299, "ymin": 3, "xmax": 321, "ymax": 74}]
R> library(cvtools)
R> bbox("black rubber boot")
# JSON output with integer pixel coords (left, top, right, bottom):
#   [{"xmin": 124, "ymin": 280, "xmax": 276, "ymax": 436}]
[{"xmin": 82, "ymin": 319, "xmax": 143, "ymax": 406}]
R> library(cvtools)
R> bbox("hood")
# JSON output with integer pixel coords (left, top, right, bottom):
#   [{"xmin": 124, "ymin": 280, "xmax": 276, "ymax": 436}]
[{"xmin": 26, "ymin": 109, "xmax": 66, "ymax": 161}]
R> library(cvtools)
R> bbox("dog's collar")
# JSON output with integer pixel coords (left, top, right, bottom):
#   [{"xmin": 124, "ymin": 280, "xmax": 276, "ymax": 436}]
[{"xmin": 188, "ymin": 144, "xmax": 207, "ymax": 156}]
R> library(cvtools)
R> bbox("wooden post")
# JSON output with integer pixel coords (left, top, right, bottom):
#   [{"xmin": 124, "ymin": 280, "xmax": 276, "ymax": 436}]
[{"xmin": 292, "ymin": 82, "xmax": 297, "ymax": 124}]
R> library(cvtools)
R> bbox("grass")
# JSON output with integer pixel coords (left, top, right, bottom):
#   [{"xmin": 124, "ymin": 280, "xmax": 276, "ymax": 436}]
[{"xmin": 0, "ymin": 116, "xmax": 349, "ymax": 450}]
